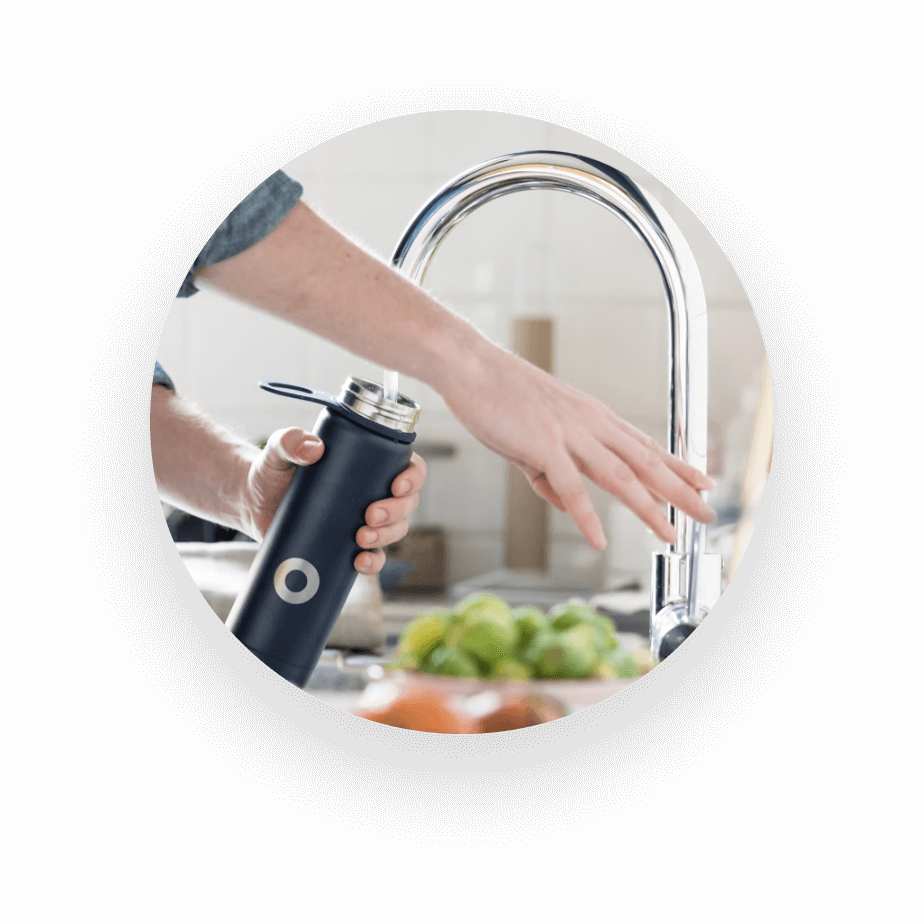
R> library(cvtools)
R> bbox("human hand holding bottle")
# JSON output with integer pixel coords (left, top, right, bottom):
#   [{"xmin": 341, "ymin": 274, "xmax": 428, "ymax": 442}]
[
  {"xmin": 240, "ymin": 426, "xmax": 426, "ymax": 574},
  {"xmin": 150, "ymin": 386, "xmax": 426, "ymax": 574}
]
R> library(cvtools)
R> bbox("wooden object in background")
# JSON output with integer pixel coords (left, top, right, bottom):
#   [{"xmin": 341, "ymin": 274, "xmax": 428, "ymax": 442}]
[
  {"xmin": 505, "ymin": 317, "xmax": 554, "ymax": 572},
  {"xmin": 388, "ymin": 527, "xmax": 448, "ymax": 593}
]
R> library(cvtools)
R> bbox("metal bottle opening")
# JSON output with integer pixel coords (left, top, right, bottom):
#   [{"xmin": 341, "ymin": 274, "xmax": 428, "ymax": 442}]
[{"xmin": 338, "ymin": 376, "xmax": 420, "ymax": 434}]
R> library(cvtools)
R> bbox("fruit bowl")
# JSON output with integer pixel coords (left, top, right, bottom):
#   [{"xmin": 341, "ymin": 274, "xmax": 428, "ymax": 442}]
[
  {"xmin": 400, "ymin": 671, "xmax": 638, "ymax": 714},
  {"xmin": 352, "ymin": 669, "xmax": 635, "ymax": 733},
  {"xmin": 399, "ymin": 669, "xmax": 637, "ymax": 708},
  {"xmin": 351, "ymin": 593, "xmax": 652, "ymax": 733}
]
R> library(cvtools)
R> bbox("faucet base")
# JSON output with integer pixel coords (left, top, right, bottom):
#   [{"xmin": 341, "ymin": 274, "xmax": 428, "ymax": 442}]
[
  {"xmin": 650, "ymin": 551, "xmax": 722, "ymax": 661},
  {"xmin": 650, "ymin": 602, "xmax": 709, "ymax": 661}
]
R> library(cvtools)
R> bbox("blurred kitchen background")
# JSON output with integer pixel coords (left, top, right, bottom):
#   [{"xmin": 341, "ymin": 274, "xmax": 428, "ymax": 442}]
[{"xmin": 157, "ymin": 111, "xmax": 772, "ymax": 695}]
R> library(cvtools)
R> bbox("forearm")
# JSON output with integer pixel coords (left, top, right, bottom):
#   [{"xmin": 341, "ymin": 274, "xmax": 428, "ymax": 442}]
[
  {"xmin": 187, "ymin": 194, "xmax": 716, "ymax": 549},
  {"xmin": 194, "ymin": 201, "xmax": 501, "ymax": 394},
  {"xmin": 150, "ymin": 384, "xmax": 256, "ymax": 533}
]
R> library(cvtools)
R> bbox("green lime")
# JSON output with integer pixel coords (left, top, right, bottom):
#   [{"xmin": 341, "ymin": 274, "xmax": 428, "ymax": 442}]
[
  {"xmin": 563, "ymin": 622, "xmax": 599, "ymax": 654},
  {"xmin": 520, "ymin": 629, "xmax": 551, "ymax": 667},
  {"xmin": 386, "ymin": 651, "xmax": 421, "ymax": 672},
  {"xmin": 512, "ymin": 606, "xmax": 548, "ymax": 650},
  {"xmin": 444, "ymin": 598, "xmax": 476, "ymax": 641},
  {"xmin": 589, "ymin": 614, "xmax": 620, "ymax": 652},
  {"xmin": 549, "ymin": 603, "xmax": 596, "ymax": 632},
  {"xmin": 456, "ymin": 593, "xmax": 512, "ymax": 621},
  {"xmin": 427, "ymin": 645, "xmax": 481, "ymax": 678},
  {"xmin": 595, "ymin": 659, "xmax": 618, "ymax": 680},
  {"xmin": 399, "ymin": 612, "xmax": 451, "ymax": 660},
  {"xmin": 490, "ymin": 657, "xmax": 533, "ymax": 681},
  {"xmin": 444, "ymin": 610, "xmax": 470, "ymax": 647},
  {"xmin": 457, "ymin": 612, "xmax": 517, "ymax": 666},
  {"xmin": 631, "ymin": 647, "xmax": 654, "ymax": 675},
  {"xmin": 526, "ymin": 625, "xmax": 598, "ymax": 680},
  {"xmin": 616, "ymin": 657, "xmax": 639, "ymax": 678},
  {"xmin": 600, "ymin": 649, "xmax": 639, "ymax": 678},
  {"xmin": 455, "ymin": 592, "xmax": 493, "ymax": 610}
]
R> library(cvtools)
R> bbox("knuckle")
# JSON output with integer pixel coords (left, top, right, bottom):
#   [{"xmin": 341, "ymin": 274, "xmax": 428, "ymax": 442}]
[
  {"xmin": 611, "ymin": 458, "xmax": 635, "ymax": 484},
  {"xmin": 277, "ymin": 426, "xmax": 302, "ymax": 447},
  {"xmin": 643, "ymin": 501, "xmax": 667, "ymax": 524},
  {"xmin": 272, "ymin": 427, "xmax": 304, "ymax": 459},
  {"xmin": 638, "ymin": 498, "xmax": 667, "ymax": 529},
  {"xmin": 636, "ymin": 447, "xmax": 661, "ymax": 472},
  {"xmin": 562, "ymin": 486, "xmax": 588, "ymax": 512}
]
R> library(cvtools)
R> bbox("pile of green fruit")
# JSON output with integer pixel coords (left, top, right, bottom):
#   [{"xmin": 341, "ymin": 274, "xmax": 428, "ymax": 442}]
[{"xmin": 388, "ymin": 594, "xmax": 652, "ymax": 681}]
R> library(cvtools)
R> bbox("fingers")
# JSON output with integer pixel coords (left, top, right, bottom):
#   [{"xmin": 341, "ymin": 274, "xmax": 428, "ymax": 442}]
[
  {"xmin": 357, "ymin": 453, "xmax": 427, "ymax": 532},
  {"xmin": 601, "ymin": 429, "xmax": 716, "ymax": 526},
  {"xmin": 518, "ymin": 464, "xmax": 567, "ymax": 513},
  {"xmin": 600, "ymin": 410, "xmax": 716, "ymax": 518},
  {"xmin": 573, "ymin": 437, "xmax": 677, "ymax": 544},
  {"xmin": 659, "ymin": 451, "xmax": 715, "ymax": 493},
  {"xmin": 357, "ymin": 518, "xmax": 410, "ymax": 550},
  {"xmin": 354, "ymin": 453, "xmax": 426, "ymax": 566},
  {"xmin": 262, "ymin": 427, "xmax": 324, "ymax": 471},
  {"xmin": 513, "ymin": 410, "xmax": 715, "ymax": 550},
  {"xmin": 391, "ymin": 453, "xmax": 427, "ymax": 498},
  {"xmin": 608, "ymin": 414, "xmax": 714, "ymax": 492},
  {"xmin": 354, "ymin": 548, "xmax": 386, "ymax": 575},
  {"xmin": 544, "ymin": 454, "xmax": 607, "ymax": 550}
]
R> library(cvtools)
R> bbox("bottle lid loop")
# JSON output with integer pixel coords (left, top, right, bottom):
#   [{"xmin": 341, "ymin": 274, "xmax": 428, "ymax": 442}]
[{"xmin": 259, "ymin": 378, "xmax": 420, "ymax": 441}]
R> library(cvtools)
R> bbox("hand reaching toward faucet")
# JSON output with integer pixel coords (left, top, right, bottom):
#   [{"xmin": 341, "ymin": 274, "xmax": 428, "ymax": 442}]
[
  {"xmin": 437, "ymin": 343, "xmax": 715, "ymax": 548},
  {"xmin": 194, "ymin": 198, "xmax": 716, "ymax": 550}
]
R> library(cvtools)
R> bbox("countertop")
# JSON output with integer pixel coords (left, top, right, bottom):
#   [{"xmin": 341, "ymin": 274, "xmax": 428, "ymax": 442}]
[
  {"xmin": 304, "ymin": 620, "xmax": 650, "ymax": 716},
  {"xmin": 177, "ymin": 542, "xmax": 655, "ymax": 715}
]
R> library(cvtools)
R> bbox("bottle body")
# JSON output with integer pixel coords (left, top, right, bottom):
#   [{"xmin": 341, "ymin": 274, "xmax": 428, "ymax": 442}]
[{"xmin": 227, "ymin": 406, "xmax": 414, "ymax": 687}]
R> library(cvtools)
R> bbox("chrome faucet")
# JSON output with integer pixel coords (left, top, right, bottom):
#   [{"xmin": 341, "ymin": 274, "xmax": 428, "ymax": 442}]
[{"xmin": 390, "ymin": 151, "xmax": 722, "ymax": 662}]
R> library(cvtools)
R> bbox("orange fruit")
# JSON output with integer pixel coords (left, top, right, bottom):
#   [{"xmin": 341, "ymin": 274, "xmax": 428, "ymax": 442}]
[
  {"xmin": 356, "ymin": 687, "xmax": 473, "ymax": 734},
  {"xmin": 474, "ymin": 693, "xmax": 568, "ymax": 733}
]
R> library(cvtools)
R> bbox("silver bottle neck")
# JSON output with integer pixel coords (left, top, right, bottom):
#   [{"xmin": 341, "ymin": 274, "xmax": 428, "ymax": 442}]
[{"xmin": 338, "ymin": 376, "xmax": 420, "ymax": 434}]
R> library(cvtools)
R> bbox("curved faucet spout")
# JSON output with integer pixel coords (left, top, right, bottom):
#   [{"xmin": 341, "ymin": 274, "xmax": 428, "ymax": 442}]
[{"xmin": 390, "ymin": 151, "xmax": 720, "ymax": 658}]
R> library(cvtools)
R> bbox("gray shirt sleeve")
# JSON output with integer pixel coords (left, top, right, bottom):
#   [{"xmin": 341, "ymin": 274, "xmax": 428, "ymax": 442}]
[
  {"xmin": 177, "ymin": 169, "xmax": 304, "ymax": 298},
  {"xmin": 153, "ymin": 360, "xmax": 175, "ymax": 391},
  {"xmin": 155, "ymin": 170, "xmax": 304, "ymax": 389}
]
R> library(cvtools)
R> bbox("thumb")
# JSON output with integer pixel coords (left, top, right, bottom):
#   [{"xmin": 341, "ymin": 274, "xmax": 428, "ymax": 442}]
[{"xmin": 262, "ymin": 427, "xmax": 324, "ymax": 471}]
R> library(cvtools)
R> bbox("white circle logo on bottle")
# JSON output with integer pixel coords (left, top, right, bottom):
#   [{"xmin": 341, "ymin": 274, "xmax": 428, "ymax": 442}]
[{"xmin": 273, "ymin": 558, "xmax": 321, "ymax": 605}]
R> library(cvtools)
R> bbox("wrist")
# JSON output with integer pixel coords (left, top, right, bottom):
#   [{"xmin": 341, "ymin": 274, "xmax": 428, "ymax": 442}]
[
  {"xmin": 151, "ymin": 386, "xmax": 270, "ymax": 538},
  {"xmin": 222, "ymin": 442, "xmax": 261, "ymax": 535},
  {"xmin": 416, "ymin": 312, "xmax": 508, "ymax": 398}
]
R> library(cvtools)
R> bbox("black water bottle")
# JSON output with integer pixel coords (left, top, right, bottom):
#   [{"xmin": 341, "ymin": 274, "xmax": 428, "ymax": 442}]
[{"xmin": 226, "ymin": 377, "xmax": 419, "ymax": 687}]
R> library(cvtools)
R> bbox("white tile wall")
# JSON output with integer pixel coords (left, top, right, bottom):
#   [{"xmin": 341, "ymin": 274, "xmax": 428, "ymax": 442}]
[{"xmin": 157, "ymin": 111, "xmax": 769, "ymax": 586}]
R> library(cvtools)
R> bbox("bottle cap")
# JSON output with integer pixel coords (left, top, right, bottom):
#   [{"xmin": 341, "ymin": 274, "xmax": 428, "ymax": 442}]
[{"xmin": 338, "ymin": 377, "xmax": 420, "ymax": 434}]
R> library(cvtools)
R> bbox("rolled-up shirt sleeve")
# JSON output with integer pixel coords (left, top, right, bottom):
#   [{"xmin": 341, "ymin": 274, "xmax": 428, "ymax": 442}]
[
  {"xmin": 153, "ymin": 360, "xmax": 175, "ymax": 391},
  {"xmin": 155, "ymin": 169, "xmax": 305, "ymax": 391},
  {"xmin": 176, "ymin": 169, "xmax": 304, "ymax": 299}
]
